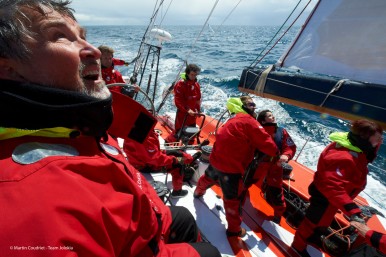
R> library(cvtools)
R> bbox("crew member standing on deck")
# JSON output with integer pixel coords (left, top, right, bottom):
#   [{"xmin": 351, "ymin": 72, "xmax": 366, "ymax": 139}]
[
  {"xmin": 255, "ymin": 110, "xmax": 296, "ymax": 224},
  {"xmin": 291, "ymin": 119, "xmax": 383, "ymax": 257},
  {"xmin": 195, "ymin": 96, "xmax": 279, "ymax": 237},
  {"xmin": 166, "ymin": 64, "xmax": 202, "ymax": 143},
  {"xmin": 98, "ymin": 45, "xmax": 139, "ymax": 96}
]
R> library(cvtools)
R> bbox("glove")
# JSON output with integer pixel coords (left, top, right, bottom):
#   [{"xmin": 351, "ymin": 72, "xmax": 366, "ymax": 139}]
[
  {"xmin": 282, "ymin": 162, "xmax": 293, "ymax": 180},
  {"xmin": 350, "ymin": 214, "xmax": 365, "ymax": 224}
]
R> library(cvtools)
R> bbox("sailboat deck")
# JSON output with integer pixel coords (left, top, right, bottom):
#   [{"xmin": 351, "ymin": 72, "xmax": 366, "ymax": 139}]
[{"xmin": 144, "ymin": 171, "xmax": 325, "ymax": 257}]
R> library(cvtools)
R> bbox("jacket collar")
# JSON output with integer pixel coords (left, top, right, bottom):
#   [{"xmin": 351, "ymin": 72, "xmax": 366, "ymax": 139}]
[
  {"xmin": 329, "ymin": 132, "xmax": 362, "ymax": 152},
  {"xmin": 0, "ymin": 79, "xmax": 113, "ymax": 138}
]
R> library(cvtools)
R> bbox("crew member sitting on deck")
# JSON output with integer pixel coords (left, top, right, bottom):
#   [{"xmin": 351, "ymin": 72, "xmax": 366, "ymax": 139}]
[
  {"xmin": 123, "ymin": 129, "xmax": 193, "ymax": 198},
  {"xmin": 254, "ymin": 110, "xmax": 296, "ymax": 224}
]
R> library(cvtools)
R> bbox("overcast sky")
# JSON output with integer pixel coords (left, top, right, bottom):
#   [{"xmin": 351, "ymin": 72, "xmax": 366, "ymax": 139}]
[{"xmin": 70, "ymin": 0, "xmax": 317, "ymax": 26}]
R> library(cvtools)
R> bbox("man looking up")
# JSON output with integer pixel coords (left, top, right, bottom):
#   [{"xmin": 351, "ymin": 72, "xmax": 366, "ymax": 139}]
[{"xmin": 0, "ymin": 1, "xmax": 220, "ymax": 257}]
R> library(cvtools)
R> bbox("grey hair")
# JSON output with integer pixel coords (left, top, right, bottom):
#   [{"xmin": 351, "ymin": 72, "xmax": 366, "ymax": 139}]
[{"xmin": 0, "ymin": 0, "xmax": 75, "ymax": 60}]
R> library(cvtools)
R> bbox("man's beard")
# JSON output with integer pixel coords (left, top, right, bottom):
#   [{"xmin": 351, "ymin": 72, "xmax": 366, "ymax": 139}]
[{"xmin": 78, "ymin": 62, "xmax": 110, "ymax": 99}]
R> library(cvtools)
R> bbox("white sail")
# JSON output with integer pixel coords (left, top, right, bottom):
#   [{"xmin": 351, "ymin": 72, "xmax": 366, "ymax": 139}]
[
  {"xmin": 277, "ymin": 0, "xmax": 386, "ymax": 85},
  {"xmin": 239, "ymin": 0, "xmax": 386, "ymax": 128}
]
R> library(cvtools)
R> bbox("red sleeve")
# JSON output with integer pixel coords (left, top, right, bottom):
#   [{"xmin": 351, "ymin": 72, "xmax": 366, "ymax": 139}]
[
  {"xmin": 250, "ymin": 120, "xmax": 279, "ymax": 157},
  {"xmin": 113, "ymin": 58, "xmax": 126, "ymax": 66},
  {"xmin": 145, "ymin": 132, "xmax": 175, "ymax": 169},
  {"xmin": 148, "ymin": 151, "xmax": 176, "ymax": 170},
  {"xmin": 174, "ymin": 80, "xmax": 188, "ymax": 112},
  {"xmin": 123, "ymin": 132, "xmax": 176, "ymax": 170},
  {"xmin": 181, "ymin": 151, "xmax": 193, "ymax": 164},
  {"xmin": 366, "ymin": 230, "xmax": 386, "ymax": 254},
  {"xmin": 195, "ymin": 82, "xmax": 201, "ymax": 112},
  {"xmin": 281, "ymin": 129, "xmax": 297, "ymax": 160},
  {"xmin": 123, "ymin": 138, "xmax": 151, "ymax": 168}
]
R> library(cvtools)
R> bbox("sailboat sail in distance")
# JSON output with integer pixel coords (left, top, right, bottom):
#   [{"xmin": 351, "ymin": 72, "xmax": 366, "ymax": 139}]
[{"xmin": 239, "ymin": 0, "xmax": 386, "ymax": 129}]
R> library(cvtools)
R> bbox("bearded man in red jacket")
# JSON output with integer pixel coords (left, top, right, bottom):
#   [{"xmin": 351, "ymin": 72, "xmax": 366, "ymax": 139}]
[{"xmin": 0, "ymin": 1, "xmax": 221, "ymax": 257}]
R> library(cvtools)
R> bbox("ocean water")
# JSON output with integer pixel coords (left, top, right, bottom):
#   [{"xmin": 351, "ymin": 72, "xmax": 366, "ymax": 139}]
[{"xmin": 86, "ymin": 25, "xmax": 386, "ymax": 218}]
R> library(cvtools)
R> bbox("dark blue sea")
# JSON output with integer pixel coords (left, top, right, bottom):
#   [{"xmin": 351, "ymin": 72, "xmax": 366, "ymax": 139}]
[{"xmin": 86, "ymin": 25, "xmax": 386, "ymax": 215}]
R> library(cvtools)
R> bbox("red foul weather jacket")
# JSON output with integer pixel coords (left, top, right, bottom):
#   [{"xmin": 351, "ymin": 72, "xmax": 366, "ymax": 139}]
[
  {"xmin": 113, "ymin": 58, "xmax": 126, "ymax": 66},
  {"xmin": 313, "ymin": 141, "xmax": 368, "ymax": 216},
  {"xmin": 264, "ymin": 125, "xmax": 296, "ymax": 159},
  {"xmin": 173, "ymin": 78, "xmax": 201, "ymax": 132},
  {"xmin": 101, "ymin": 65, "xmax": 126, "ymax": 94},
  {"xmin": 253, "ymin": 125, "xmax": 297, "ymax": 182},
  {"xmin": 210, "ymin": 113, "xmax": 278, "ymax": 174},
  {"xmin": 0, "ymin": 134, "xmax": 199, "ymax": 257},
  {"xmin": 123, "ymin": 130, "xmax": 192, "ymax": 170}
]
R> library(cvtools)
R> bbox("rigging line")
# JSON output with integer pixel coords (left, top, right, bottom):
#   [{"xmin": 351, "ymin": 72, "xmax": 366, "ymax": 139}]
[
  {"xmin": 183, "ymin": 0, "xmax": 220, "ymax": 67},
  {"xmin": 218, "ymin": 0, "xmax": 243, "ymax": 27},
  {"xmin": 156, "ymin": 0, "xmax": 221, "ymax": 114},
  {"xmin": 173, "ymin": 0, "xmax": 221, "ymax": 83},
  {"xmin": 368, "ymin": 163, "xmax": 386, "ymax": 173},
  {"xmin": 362, "ymin": 191, "xmax": 386, "ymax": 210},
  {"xmin": 158, "ymin": 0, "xmax": 174, "ymax": 28},
  {"xmin": 251, "ymin": 0, "xmax": 311, "ymax": 69},
  {"xmin": 132, "ymin": 0, "xmax": 166, "ymax": 75},
  {"xmin": 250, "ymin": 0, "xmax": 302, "ymax": 68},
  {"xmin": 320, "ymin": 79, "xmax": 347, "ymax": 107}
]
